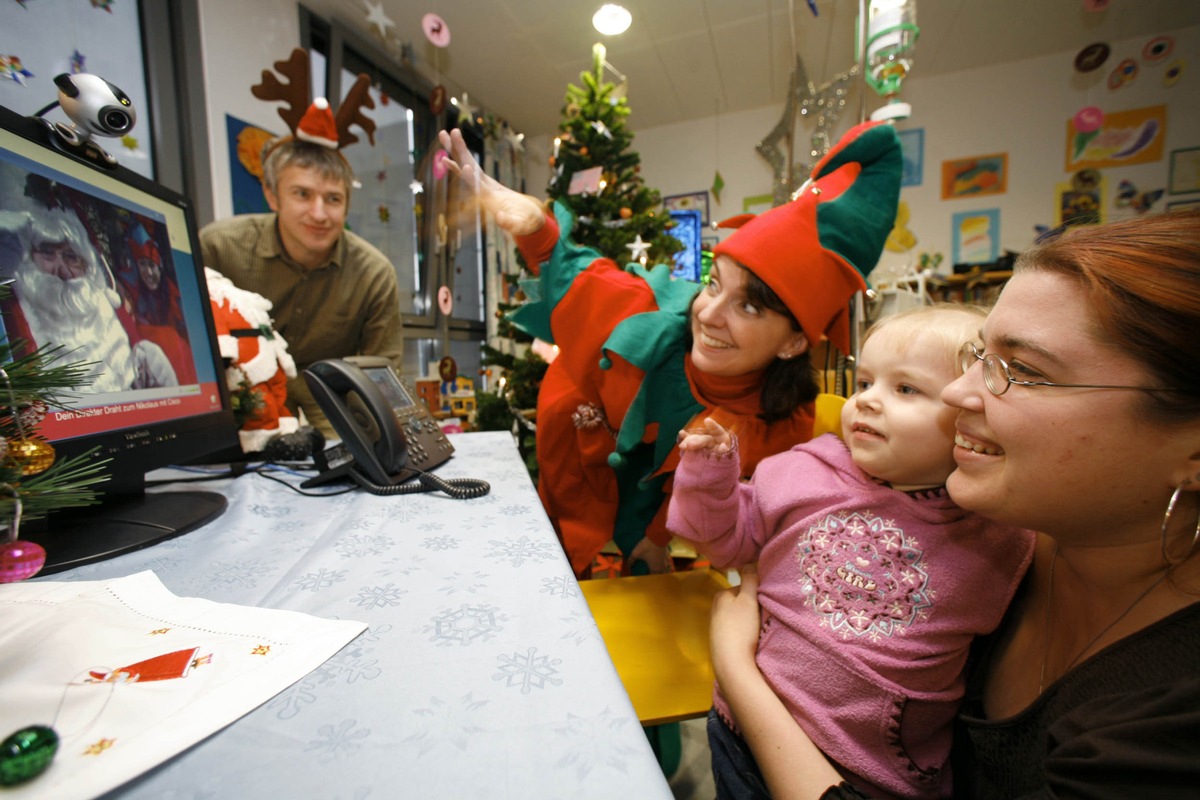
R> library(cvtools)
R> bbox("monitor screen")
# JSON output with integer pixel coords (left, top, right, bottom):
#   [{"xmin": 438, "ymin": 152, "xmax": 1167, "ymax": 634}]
[{"xmin": 0, "ymin": 103, "xmax": 238, "ymax": 575}]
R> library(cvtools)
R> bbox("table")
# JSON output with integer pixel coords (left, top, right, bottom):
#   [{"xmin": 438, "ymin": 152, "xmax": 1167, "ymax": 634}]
[{"xmin": 44, "ymin": 432, "xmax": 671, "ymax": 799}]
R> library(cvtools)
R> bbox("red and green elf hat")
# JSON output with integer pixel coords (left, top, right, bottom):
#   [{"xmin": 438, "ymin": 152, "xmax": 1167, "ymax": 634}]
[{"xmin": 712, "ymin": 120, "xmax": 902, "ymax": 354}]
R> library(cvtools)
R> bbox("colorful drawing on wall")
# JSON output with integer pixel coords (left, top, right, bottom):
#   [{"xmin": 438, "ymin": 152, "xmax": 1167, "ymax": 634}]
[
  {"xmin": 898, "ymin": 128, "xmax": 924, "ymax": 187},
  {"xmin": 941, "ymin": 153, "xmax": 1007, "ymax": 200},
  {"xmin": 664, "ymin": 191, "xmax": 710, "ymax": 225},
  {"xmin": 667, "ymin": 209, "xmax": 703, "ymax": 282},
  {"xmin": 1056, "ymin": 176, "xmax": 1105, "ymax": 228},
  {"xmin": 226, "ymin": 114, "xmax": 274, "ymax": 215},
  {"xmin": 1065, "ymin": 104, "xmax": 1166, "ymax": 171},
  {"xmin": 951, "ymin": 209, "xmax": 1000, "ymax": 265},
  {"xmin": 1168, "ymin": 147, "xmax": 1200, "ymax": 195},
  {"xmin": 741, "ymin": 194, "xmax": 774, "ymax": 216}
]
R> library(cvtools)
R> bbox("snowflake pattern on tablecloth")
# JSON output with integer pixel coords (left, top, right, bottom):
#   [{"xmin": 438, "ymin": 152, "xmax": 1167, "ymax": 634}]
[
  {"xmin": 494, "ymin": 647, "xmax": 563, "ymax": 694},
  {"xmin": 540, "ymin": 574, "xmax": 580, "ymax": 599},
  {"xmin": 422, "ymin": 534, "xmax": 460, "ymax": 551},
  {"xmin": 554, "ymin": 707, "xmax": 639, "ymax": 780},
  {"xmin": 192, "ymin": 557, "xmax": 276, "ymax": 592},
  {"xmin": 425, "ymin": 603, "xmax": 508, "ymax": 645},
  {"xmin": 406, "ymin": 692, "xmax": 490, "ymax": 756},
  {"xmin": 484, "ymin": 535, "xmax": 558, "ymax": 567},
  {"xmin": 349, "ymin": 582, "xmax": 407, "ymax": 610},
  {"xmin": 303, "ymin": 718, "xmax": 370, "ymax": 763},
  {"xmin": 335, "ymin": 532, "xmax": 395, "ymax": 559},
  {"xmin": 558, "ymin": 608, "xmax": 602, "ymax": 645},
  {"xmin": 796, "ymin": 509, "xmax": 931, "ymax": 640},
  {"xmin": 291, "ymin": 568, "xmax": 348, "ymax": 593},
  {"xmin": 248, "ymin": 503, "xmax": 294, "ymax": 518},
  {"xmin": 438, "ymin": 570, "xmax": 489, "ymax": 595},
  {"xmin": 372, "ymin": 553, "xmax": 426, "ymax": 577}
]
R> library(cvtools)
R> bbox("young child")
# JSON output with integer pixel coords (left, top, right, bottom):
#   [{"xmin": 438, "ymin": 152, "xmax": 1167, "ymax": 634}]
[{"xmin": 667, "ymin": 304, "xmax": 1036, "ymax": 800}]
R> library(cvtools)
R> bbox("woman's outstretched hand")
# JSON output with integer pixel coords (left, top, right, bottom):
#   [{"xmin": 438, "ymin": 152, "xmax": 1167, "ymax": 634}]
[{"xmin": 437, "ymin": 128, "xmax": 546, "ymax": 237}]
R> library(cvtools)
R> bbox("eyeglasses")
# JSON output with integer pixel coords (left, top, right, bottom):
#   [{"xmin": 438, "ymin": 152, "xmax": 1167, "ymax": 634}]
[{"xmin": 959, "ymin": 342, "xmax": 1179, "ymax": 397}]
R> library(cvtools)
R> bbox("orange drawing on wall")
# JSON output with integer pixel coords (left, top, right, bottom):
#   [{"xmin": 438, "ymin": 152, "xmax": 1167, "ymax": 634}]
[
  {"xmin": 1065, "ymin": 105, "xmax": 1166, "ymax": 171},
  {"xmin": 940, "ymin": 153, "xmax": 1007, "ymax": 200}
]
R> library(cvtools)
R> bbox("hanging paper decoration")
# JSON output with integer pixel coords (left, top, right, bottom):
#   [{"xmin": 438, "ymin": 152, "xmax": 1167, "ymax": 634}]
[
  {"xmin": 1073, "ymin": 42, "xmax": 1110, "ymax": 73},
  {"xmin": 70, "ymin": 49, "xmax": 85, "ymax": 73},
  {"xmin": 1142, "ymin": 36, "xmax": 1174, "ymax": 62},
  {"xmin": 1107, "ymin": 59, "xmax": 1138, "ymax": 89},
  {"xmin": 1163, "ymin": 59, "xmax": 1185, "ymax": 87},
  {"xmin": 377, "ymin": 204, "xmax": 390, "ymax": 223},
  {"xmin": 432, "ymin": 149, "xmax": 450, "ymax": 180},
  {"xmin": 1082, "ymin": 0, "xmax": 1109, "ymax": 10},
  {"xmin": 711, "ymin": 171, "xmax": 724, "ymax": 204},
  {"xmin": 119, "ymin": 134, "xmax": 138, "ymax": 151},
  {"xmin": 0, "ymin": 55, "xmax": 33, "ymax": 86},
  {"xmin": 422, "ymin": 13, "xmax": 451, "ymax": 47},
  {"xmin": 362, "ymin": 0, "xmax": 395, "ymax": 39},
  {"xmin": 430, "ymin": 84, "xmax": 447, "ymax": 114},
  {"xmin": 1072, "ymin": 106, "xmax": 1104, "ymax": 133},
  {"xmin": 89, "ymin": 0, "xmax": 114, "ymax": 11}
]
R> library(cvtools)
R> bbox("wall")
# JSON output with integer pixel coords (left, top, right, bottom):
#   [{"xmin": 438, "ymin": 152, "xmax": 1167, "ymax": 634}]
[{"xmin": 528, "ymin": 24, "xmax": 1200, "ymax": 281}]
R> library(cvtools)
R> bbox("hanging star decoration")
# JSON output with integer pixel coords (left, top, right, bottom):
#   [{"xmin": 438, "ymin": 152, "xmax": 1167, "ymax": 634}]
[
  {"xmin": 70, "ymin": 49, "xmax": 86, "ymax": 73},
  {"xmin": 89, "ymin": 0, "xmax": 114, "ymax": 11},
  {"xmin": 591, "ymin": 120, "xmax": 613, "ymax": 140},
  {"xmin": 409, "ymin": 179, "xmax": 424, "ymax": 195},
  {"xmin": 625, "ymin": 234, "xmax": 651, "ymax": 262},
  {"xmin": 120, "ymin": 134, "xmax": 138, "ymax": 151},
  {"xmin": 378, "ymin": 204, "xmax": 390, "ymax": 223},
  {"xmin": 453, "ymin": 93, "xmax": 477, "ymax": 127},
  {"xmin": 0, "ymin": 55, "xmax": 33, "ymax": 85},
  {"xmin": 504, "ymin": 126, "xmax": 525, "ymax": 153},
  {"xmin": 757, "ymin": 55, "xmax": 859, "ymax": 206},
  {"xmin": 362, "ymin": 0, "xmax": 395, "ymax": 39}
]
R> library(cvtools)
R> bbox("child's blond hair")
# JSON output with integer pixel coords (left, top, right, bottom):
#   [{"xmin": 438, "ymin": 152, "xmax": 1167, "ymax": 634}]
[{"xmin": 862, "ymin": 303, "xmax": 986, "ymax": 373}]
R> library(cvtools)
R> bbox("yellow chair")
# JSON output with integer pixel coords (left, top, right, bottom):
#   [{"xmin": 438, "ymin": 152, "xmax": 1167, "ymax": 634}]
[{"xmin": 582, "ymin": 394, "xmax": 847, "ymax": 743}]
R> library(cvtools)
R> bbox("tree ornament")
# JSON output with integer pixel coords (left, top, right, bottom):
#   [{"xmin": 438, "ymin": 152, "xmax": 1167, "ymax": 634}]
[
  {"xmin": 620, "ymin": 207, "xmax": 632, "ymax": 219},
  {"xmin": 9, "ymin": 438, "xmax": 55, "ymax": 476},
  {"xmin": 0, "ymin": 725, "xmax": 58, "ymax": 785},
  {"xmin": 580, "ymin": 146, "xmax": 589, "ymax": 157},
  {"xmin": 0, "ymin": 489, "xmax": 45, "ymax": 584}
]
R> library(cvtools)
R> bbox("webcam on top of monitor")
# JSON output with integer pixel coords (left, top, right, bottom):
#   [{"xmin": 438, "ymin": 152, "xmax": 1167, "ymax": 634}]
[{"xmin": 31, "ymin": 73, "xmax": 136, "ymax": 168}]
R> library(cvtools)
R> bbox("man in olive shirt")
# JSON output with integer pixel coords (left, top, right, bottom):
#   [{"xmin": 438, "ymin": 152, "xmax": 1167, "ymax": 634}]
[{"xmin": 200, "ymin": 139, "xmax": 404, "ymax": 438}]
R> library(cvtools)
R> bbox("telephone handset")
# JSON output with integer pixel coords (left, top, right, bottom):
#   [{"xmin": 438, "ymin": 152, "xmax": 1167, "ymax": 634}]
[{"xmin": 302, "ymin": 357, "xmax": 487, "ymax": 499}]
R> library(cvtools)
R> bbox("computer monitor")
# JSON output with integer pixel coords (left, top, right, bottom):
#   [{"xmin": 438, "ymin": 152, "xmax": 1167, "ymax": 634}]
[{"xmin": 0, "ymin": 103, "xmax": 238, "ymax": 575}]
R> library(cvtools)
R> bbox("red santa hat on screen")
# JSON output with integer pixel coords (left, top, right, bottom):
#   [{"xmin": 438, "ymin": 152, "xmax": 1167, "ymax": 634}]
[
  {"xmin": 295, "ymin": 98, "xmax": 339, "ymax": 149},
  {"xmin": 712, "ymin": 120, "xmax": 902, "ymax": 354}
]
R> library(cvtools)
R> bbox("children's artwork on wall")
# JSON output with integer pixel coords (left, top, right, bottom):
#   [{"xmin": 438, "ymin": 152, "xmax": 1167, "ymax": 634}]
[
  {"xmin": 1056, "ymin": 176, "xmax": 1106, "ymax": 228},
  {"xmin": 1168, "ymin": 147, "xmax": 1200, "ymax": 195},
  {"xmin": 951, "ymin": 209, "xmax": 1000, "ymax": 265},
  {"xmin": 1065, "ymin": 105, "xmax": 1166, "ymax": 171},
  {"xmin": 664, "ymin": 191, "xmax": 710, "ymax": 225},
  {"xmin": 941, "ymin": 153, "xmax": 1007, "ymax": 200},
  {"xmin": 226, "ymin": 115, "xmax": 274, "ymax": 215},
  {"xmin": 667, "ymin": 209, "xmax": 703, "ymax": 282},
  {"xmin": 741, "ymin": 194, "xmax": 774, "ymax": 216},
  {"xmin": 898, "ymin": 128, "xmax": 924, "ymax": 187}
]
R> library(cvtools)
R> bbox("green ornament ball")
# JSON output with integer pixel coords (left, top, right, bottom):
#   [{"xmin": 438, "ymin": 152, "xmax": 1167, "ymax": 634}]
[{"xmin": 0, "ymin": 725, "xmax": 59, "ymax": 786}]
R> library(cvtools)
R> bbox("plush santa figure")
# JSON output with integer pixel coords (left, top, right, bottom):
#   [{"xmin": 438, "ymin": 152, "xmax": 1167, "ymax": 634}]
[{"xmin": 205, "ymin": 267, "xmax": 301, "ymax": 453}]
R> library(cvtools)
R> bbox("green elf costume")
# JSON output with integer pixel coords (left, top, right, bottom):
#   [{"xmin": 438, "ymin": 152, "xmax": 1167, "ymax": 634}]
[{"xmin": 511, "ymin": 120, "xmax": 901, "ymax": 577}]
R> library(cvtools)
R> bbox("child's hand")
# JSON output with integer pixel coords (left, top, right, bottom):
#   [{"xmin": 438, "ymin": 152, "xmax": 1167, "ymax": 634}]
[
  {"xmin": 676, "ymin": 417, "xmax": 733, "ymax": 455},
  {"xmin": 710, "ymin": 564, "xmax": 762, "ymax": 683}
]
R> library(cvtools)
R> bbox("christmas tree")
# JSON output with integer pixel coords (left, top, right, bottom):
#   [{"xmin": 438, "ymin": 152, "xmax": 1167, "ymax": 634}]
[
  {"xmin": 0, "ymin": 333, "xmax": 112, "ymax": 583},
  {"xmin": 478, "ymin": 43, "xmax": 684, "ymax": 470}
]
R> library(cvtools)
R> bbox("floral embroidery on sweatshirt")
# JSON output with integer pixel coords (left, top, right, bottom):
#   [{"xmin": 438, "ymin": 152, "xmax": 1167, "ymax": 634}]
[{"xmin": 796, "ymin": 510, "xmax": 931, "ymax": 641}]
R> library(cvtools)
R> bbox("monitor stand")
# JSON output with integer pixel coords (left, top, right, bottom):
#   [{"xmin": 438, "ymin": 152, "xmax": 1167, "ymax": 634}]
[{"xmin": 25, "ymin": 490, "xmax": 228, "ymax": 576}]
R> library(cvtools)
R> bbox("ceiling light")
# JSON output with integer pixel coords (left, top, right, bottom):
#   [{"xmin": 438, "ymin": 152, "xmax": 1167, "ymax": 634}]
[{"xmin": 593, "ymin": 4, "xmax": 632, "ymax": 36}]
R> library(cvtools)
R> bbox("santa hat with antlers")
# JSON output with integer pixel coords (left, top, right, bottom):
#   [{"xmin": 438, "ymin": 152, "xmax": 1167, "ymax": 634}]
[{"xmin": 252, "ymin": 48, "xmax": 377, "ymax": 151}]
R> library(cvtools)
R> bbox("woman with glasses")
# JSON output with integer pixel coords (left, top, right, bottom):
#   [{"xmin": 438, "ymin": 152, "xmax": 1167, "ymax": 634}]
[{"xmin": 710, "ymin": 208, "xmax": 1200, "ymax": 799}]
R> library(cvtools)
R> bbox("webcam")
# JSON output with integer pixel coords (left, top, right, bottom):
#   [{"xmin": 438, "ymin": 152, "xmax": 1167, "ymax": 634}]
[{"xmin": 33, "ymin": 73, "xmax": 137, "ymax": 167}]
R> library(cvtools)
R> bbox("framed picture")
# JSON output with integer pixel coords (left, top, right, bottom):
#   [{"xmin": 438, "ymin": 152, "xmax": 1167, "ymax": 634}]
[
  {"xmin": 951, "ymin": 209, "xmax": 1000, "ymax": 265},
  {"xmin": 1168, "ymin": 147, "xmax": 1200, "ymax": 195},
  {"xmin": 741, "ymin": 194, "xmax": 774, "ymax": 216},
  {"xmin": 664, "ymin": 191, "xmax": 710, "ymax": 225},
  {"xmin": 898, "ymin": 128, "xmax": 924, "ymax": 187},
  {"xmin": 1168, "ymin": 197, "xmax": 1200, "ymax": 211},
  {"xmin": 667, "ymin": 209, "xmax": 703, "ymax": 282},
  {"xmin": 941, "ymin": 153, "xmax": 1008, "ymax": 200},
  {"xmin": 1066, "ymin": 105, "xmax": 1167, "ymax": 172},
  {"xmin": 1056, "ymin": 176, "xmax": 1105, "ymax": 228}
]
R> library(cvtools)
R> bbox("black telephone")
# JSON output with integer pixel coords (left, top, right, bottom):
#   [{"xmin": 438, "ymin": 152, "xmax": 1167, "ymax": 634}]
[{"xmin": 302, "ymin": 357, "xmax": 487, "ymax": 499}]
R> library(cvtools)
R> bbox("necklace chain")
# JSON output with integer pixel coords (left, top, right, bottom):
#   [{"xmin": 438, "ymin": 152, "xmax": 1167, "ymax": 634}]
[{"xmin": 1038, "ymin": 546, "xmax": 1170, "ymax": 694}]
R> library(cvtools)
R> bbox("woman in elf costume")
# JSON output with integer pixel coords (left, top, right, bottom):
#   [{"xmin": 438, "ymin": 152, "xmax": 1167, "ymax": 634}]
[{"xmin": 440, "ymin": 122, "xmax": 901, "ymax": 577}]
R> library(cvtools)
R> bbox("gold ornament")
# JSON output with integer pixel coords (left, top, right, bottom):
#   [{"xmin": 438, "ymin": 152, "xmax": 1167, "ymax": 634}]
[
  {"xmin": 620, "ymin": 207, "xmax": 632, "ymax": 219},
  {"xmin": 9, "ymin": 438, "xmax": 55, "ymax": 476}
]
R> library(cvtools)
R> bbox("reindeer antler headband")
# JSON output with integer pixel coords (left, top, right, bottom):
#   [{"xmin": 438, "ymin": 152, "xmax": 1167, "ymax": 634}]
[{"xmin": 251, "ymin": 47, "xmax": 377, "ymax": 150}]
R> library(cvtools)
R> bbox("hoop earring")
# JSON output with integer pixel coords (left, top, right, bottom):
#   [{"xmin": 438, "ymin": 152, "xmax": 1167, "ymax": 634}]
[{"xmin": 1161, "ymin": 486, "xmax": 1200, "ymax": 567}]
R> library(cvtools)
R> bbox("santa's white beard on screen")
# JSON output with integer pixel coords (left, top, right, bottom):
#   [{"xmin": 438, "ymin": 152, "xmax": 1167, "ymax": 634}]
[{"xmin": 15, "ymin": 261, "xmax": 135, "ymax": 393}]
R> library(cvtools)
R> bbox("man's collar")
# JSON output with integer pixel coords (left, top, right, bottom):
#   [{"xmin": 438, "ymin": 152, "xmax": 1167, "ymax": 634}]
[{"xmin": 263, "ymin": 214, "xmax": 344, "ymax": 272}]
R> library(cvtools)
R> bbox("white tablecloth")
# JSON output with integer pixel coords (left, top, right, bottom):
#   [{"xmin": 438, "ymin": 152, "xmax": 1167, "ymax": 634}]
[{"xmin": 42, "ymin": 431, "xmax": 670, "ymax": 799}]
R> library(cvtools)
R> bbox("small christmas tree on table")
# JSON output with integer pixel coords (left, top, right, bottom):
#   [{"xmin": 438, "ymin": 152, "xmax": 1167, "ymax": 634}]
[
  {"xmin": 0, "ymin": 337, "xmax": 112, "ymax": 583},
  {"xmin": 479, "ymin": 42, "xmax": 684, "ymax": 470}
]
